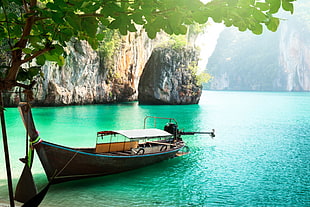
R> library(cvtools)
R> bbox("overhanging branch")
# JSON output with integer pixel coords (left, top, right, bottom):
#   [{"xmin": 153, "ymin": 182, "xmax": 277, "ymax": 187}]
[{"xmin": 20, "ymin": 46, "xmax": 54, "ymax": 65}]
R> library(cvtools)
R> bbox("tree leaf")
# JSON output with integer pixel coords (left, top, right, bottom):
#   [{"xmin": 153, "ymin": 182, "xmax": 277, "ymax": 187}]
[
  {"xmin": 237, "ymin": 22, "xmax": 247, "ymax": 32},
  {"xmin": 51, "ymin": 11, "xmax": 65, "ymax": 24},
  {"xmin": 209, "ymin": 7, "xmax": 224, "ymax": 23},
  {"xmin": 96, "ymin": 33, "xmax": 105, "ymax": 41},
  {"xmin": 81, "ymin": 17, "xmax": 98, "ymax": 37},
  {"xmin": 131, "ymin": 11, "xmax": 145, "ymax": 25},
  {"xmin": 46, "ymin": 2, "xmax": 59, "ymax": 11},
  {"xmin": 108, "ymin": 18, "xmax": 121, "ymax": 30},
  {"xmin": 119, "ymin": 24, "xmax": 128, "ymax": 36},
  {"xmin": 282, "ymin": 0, "xmax": 294, "ymax": 14},
  {"xmin": 252, "ymin": 8, "xmax": 268, "ymax": 22},
  {"xmin": 128, "ymin": 23, "xmax": 137, "ymax": 33},
  {"xmin": 192, "ymin": 11, "xmax": 209, "ymax": 24},
  {"xmin": 10, "ymin": 0, "xmax": 23, "ymax": 6},
  {"xmin": 16, "ymin": 67, "xmax": 41, "ymax": 82},
  {"xmin": 267, "ymin": 0, "xmax": 281, "ymax": 14},
  {"xmin": 86, "ymin": 36, "xmax": 99, "ymax": 50},
  {"xmin": 175, "ymin": 25, "xmax": 187, "ymax": 35},
  {"xmin": 266, "ymin": 16, "xmax": 280, "ymax": 32},
  {"xmin": 251, "ymin": 23, "xmax": 263, "ymax": 35},
  {"xmin": 57, "ymin": 55, "xmax": 65, "ymax": 66},
  {"xmin": 22, "ymin": 48, "xmax": 32, "ymax": 54},
  {"xmin": 65, "ymin": 13, "xmax": 81, "ymax": 30},
  {"xmin": 99, "ymin": 17, "xmax": 110, "ymax": 26},
  {"xmin": 36, "ymin": 55, "xmax": 46, "ymax": 66},
  {"xmin": 256, "ymin": 2, "xmax": 270, "ymax": 11},
  {"xmin": 224, "ymin": 20, "xmax": 233, "ymax": 27},
  {"xmin": 54, "ymin": 0, "xmax": 68, "ymax": 9},
  {"xmin": 144, "ymin": 24, "xmax": 157, "ymax": 39},
  {"xmin": 52, "ymin": 44, "xmax": 65, "ymax": 56}
]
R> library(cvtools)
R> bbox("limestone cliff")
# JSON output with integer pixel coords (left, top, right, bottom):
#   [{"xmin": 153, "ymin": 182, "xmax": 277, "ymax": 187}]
[
  {"xmin": 5, "ymin": 30, "xmax": 203, "ymax": 106},
  {"xmin": 279, "ymin": 22, "xmax": 310, "ymax": 91},
  {"xmin": 207, "ymin": 5, "xmax": 310, "ymax": 92},
  {"xmin": 138, "ymin": 47, "xmax": 202, "ymax": 105},
  {"xmin": 8, "ymin": 29, "xmax": 155, "ymax": 106}
]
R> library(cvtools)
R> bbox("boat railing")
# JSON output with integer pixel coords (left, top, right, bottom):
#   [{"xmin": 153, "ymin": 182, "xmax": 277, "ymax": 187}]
[{"xmin": 143, "ymin": 116, "xmax": 178, "ymax": 129}]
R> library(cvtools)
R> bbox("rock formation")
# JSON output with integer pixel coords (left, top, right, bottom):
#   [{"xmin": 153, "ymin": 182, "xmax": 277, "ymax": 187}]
[
  {"xmin": 4, "ymin": 27, "xmax": 206, "ymax": 106},
  {"xmin": 6, "ymin": 29, "xmax": 155, "ymax": 106},
  {"xmin": 207, "ymin": 5, "xmax": 310, "ymax": 92},
  {"xmin": 279, "ymin": 22, "xmax": 310, "ymax": 91},
  {"xmin": 138, "ymin": 47, "xmax": 202, "ymax": 105}
]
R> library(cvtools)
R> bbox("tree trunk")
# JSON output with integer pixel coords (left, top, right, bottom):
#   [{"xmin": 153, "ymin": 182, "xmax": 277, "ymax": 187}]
[{"xmin": 0, "ymin": 92, "xmax": 15, "ymax": 207}]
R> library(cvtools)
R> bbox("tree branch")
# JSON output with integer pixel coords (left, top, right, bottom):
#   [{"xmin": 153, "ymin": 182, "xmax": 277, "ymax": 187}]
[
  {"xmin": 0, "ymin": 80, "xmax": 36, "ymax": 91},
  {"xmin": 15, "ymin": 80, "xmax": 36, "ymax": 90},
  {"xmin": 5, "ymin": 0, "xmax": 38, "ymax": 82},
  {"xmin": 20, "ymin": 46, "xmax": 53, "ymax": 64}
]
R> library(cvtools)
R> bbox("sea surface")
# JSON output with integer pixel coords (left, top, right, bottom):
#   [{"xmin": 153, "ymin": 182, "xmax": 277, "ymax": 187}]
[{"xmin": 0, "ymin": 91, "xmax": 309, "ymax": 206}]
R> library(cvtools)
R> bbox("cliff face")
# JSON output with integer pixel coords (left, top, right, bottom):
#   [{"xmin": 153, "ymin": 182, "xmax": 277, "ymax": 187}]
[
  {"xmin": 4, "ymin": 27, "xmax": 204, "ymax": 106},
  {"xmin": 24, "ymin": 29, "xmax": 155, "ymax": 106},
  {"xmin": 138, "ymin": 47, "xmax": 201, "ymax": 105},
  {"xmin": 207, "ymin": 5, "xmax": 310, "ymax": 92},
  {"xmin": 279, "ymin": 22, "xmax": 310, "ymax": 91}
]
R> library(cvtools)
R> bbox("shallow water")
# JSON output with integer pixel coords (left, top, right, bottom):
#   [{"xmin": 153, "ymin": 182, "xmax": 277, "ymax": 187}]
[{"xmin": 0, "ymin": 91, "xmax": 309, "ymax": 206}]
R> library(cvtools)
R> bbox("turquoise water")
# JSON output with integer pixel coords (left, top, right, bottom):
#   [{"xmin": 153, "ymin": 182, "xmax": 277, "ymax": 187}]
[{"xmin": 0, "ymin": 91, "xmax": 309, "ymax": 206}]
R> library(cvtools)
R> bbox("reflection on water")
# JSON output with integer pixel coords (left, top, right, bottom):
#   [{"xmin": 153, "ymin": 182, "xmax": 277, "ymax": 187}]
[{"xmin": 0, "ymin": 91, "xmax": 309, "ymax": 206}]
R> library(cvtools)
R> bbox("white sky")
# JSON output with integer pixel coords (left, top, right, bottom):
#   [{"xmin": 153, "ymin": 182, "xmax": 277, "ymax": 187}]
[{"xmin": 196, "ymin": 21, "xmax": 224, "ymax": 73}]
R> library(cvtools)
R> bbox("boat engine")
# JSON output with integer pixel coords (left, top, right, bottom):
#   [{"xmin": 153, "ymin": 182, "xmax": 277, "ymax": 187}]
[{"xmin": 164, "ymin": 123, "xmax": 179, "ymax": 137}]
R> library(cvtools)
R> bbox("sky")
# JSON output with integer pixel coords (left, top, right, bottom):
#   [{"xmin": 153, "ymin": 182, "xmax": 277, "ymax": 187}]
[{"xmin": 195, "ymin": 21, "xmax": 224, "ymax": 73}]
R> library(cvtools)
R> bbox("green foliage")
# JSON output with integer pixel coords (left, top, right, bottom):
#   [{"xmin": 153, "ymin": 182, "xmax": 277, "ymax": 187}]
[
  {"xmin": 0, "ymin": 0, "xmax": 297, "ymax": 86},
  {"xmin": 158, "ymin": 35, "xmax": 188, "ymax": 50},
  {"xmin": 196, "ymin": 72, "xmax": 212, "ymax": 86},
  {"xmin": 16, "ymin": 66, "xmax": 43, "ymax": 82},
  {"xmin": 158, "ymin": 23, "xmax": 209, "ymax": 50},
  {"xmin": 187, "ymin": 61, "xmax": 212, "ymax": 86},
  {"xmin": 97, "ymin": 30, "xmax": 121, "ymax": 61}
]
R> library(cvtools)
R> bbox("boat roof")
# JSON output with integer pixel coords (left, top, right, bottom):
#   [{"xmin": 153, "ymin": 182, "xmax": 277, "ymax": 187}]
[{"xmin": 97, "ymin": 128, "xmax": 173, "ymax": 139}]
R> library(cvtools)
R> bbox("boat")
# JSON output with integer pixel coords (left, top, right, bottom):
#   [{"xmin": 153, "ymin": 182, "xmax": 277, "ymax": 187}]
[
  {"xmin": 18, "ymin": 102, "xmax": 215, "ymax": 184},
  {"xmin": 32, "ymin": 128, "xmax": 188, "ymax": 183}
]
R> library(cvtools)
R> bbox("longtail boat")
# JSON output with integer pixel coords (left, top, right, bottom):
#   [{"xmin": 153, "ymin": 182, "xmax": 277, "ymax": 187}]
[{"xmin": 18, "ymin": 102, "xmax": 215, "ymax": 184}]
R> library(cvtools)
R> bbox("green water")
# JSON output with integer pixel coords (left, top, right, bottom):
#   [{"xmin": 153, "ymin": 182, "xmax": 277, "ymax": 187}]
[{"xmin": 0, "ymin": 91, "xmax": 309, "ymax": 206}]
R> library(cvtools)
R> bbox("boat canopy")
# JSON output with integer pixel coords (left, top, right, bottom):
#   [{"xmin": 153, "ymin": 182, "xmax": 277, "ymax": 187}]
[{"xmin": 97, "ymin": 128, "xmax": 173, "ymax": 139}]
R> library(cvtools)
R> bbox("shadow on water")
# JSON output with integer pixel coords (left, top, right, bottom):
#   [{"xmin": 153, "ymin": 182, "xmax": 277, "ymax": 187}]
[
  {"xmin": 0, "ymin": 156, "xmax": 188, "ymax": 205},
  {"xmin": 39, "ymin": 155, "xmax": 193, "ymax": 207},
  {"xmin": 51, "ymin": 155, "xmax": 188, "ymax": 190}
]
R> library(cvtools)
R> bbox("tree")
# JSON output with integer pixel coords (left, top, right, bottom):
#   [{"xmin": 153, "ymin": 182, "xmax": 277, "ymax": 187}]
[{"xmin": 0, "ymin": 0, "xmax": 296, "ymax": 91}]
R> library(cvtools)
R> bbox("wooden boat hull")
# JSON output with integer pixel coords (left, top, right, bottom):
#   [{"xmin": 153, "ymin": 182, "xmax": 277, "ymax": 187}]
[{"xmin": 35, "ymin": 141, "xmax": 185, "ymax": 183}]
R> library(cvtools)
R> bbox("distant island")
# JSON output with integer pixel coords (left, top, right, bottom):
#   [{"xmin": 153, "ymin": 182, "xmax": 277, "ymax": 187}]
[{"xmin": 206, "ymin": 2, "xmax": 310, "ymax": 92}]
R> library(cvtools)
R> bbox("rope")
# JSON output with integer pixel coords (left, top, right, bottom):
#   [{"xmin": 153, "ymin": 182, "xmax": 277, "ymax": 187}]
[
  {"xmin": 54, "ymin": 151, "xmax": 79, "ymax": 179},
  {"xmin": 27, "ymin": 136, "xmax": 42, "ymax": 167},
  {"xmin": 30, "ymin": 136, "xmax": 42, "ymax": 146}
]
